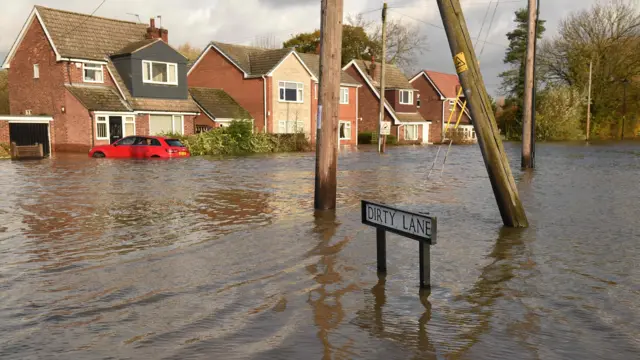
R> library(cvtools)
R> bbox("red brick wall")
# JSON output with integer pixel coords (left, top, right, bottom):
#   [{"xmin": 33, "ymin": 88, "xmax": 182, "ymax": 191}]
[
  {"xmin": 62, "ymin": 62, "xmax": 117, "ymax": 87},
  {"xmin": 184, "ymin": 115, "xmax": 195, "ymax": 135},
  {"xmin": 397, "ymin": 123, "xmax": 424, "ymax": 144},
  {"xmin": 266, "ymin": 77, "xmax": 273, "ymax": 133},
  {"xmin": 194, "ymin": 113, "xmax": 216, "ymax": 128},
  {"xmin": 411, "ymin": 74, "xmax": 445, "ymax": 143},
  {"xmin": 9, "ymin": 18, "xmax": 65, "ymax": 118},
  {"xmin": 0, "ymin": 121, "xmax": 8, "ymax": 144},
  {"xmin": 135, "ymin": 114, "xmax": 149, "ymax": 136},
  {"xmin": 344, "ymin": 65, "xmax": 395, "ymax": 135},
  {"xmin": 55, "ymin": 88, "xmax": 92, "ymax": 152},
  {"xmin": 391, "ymin": 89, "xmax": 419, "ymax": 113},
  {"xmin": 188, "ymin": 48, "xmax": 265, "ymax": 132}
]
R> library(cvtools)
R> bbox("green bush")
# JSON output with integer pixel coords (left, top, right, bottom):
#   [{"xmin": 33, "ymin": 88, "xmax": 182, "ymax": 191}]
[
  {"xmin": 161, "ymin": 120, "xmax": 311, "ymax": 156},
  {"xmin": 535, "ymin": 86, "xmax": 585, "ymax": 141},
  {"xmin": 0, "ymin": 143, "xmax": 10, "ymax": 159},
  {"xmin": 358, "ymin": 132, "xmax": 374, "ymax": 144},
  {"xmin": 386, "ymin": 135, "xmax": 397, "ymax": 145}
]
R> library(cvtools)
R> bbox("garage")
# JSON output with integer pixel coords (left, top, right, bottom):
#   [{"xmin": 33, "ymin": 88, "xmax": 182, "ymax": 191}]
[{"xmin": 0, "ymin": 116, "xmax": 53, "ymax": 156}]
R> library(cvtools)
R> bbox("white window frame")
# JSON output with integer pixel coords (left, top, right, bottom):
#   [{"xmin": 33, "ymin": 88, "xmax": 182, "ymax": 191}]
[
  {"xmin": 399, "ymin": 90, "xmax": 413, "ymax": 105},
  {"xmin": 95, "ymin": 115, "xmax": 136, "ymax": 141},
  {"xmin": 339, "ymin": 120, "xmax": 351, "ymax": 140},
  {"xmin": 96, "ymin": 116, "xmax": 109, "ymax": 140},
  {"xmin": 404, "ymin": 124, "xmax": 419, "ymax": 141},
  {"xmin": 278, "ymin": 81, "xmax": 304, "ymax": 103},
  {"xmin": 148, "ymin": 114, "xmax": 184, "ymax": 135},
  {"xmin": 33, "ymin": 64, "xmax": 39, "ymax": 79},
  {"xmin": 340, "ymin": 87, "xmax": 349, "ymax": 104},
  {"xmin": 83, "ymin": 63, "xmax": 104, "ymax": 83},
  {"xmin": 449, "ymin": 99, "xmax": 456, "ymax": 111},
  {"xmin": 277, "ymin": 120, "xmax": 304, "ymax": 134},
  {"xmin": 142, "ymin": 60, "xmax": 178, "ymax": 86}
]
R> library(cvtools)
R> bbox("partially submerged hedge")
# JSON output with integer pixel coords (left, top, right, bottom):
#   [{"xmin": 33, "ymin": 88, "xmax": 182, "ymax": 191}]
[
  {"xmin": 0, "ymin": 143, "xmax": 10, "ymax": 159},
  {"xmin": 164, "ymin": 120, "xmax": 311, "ymax": 156}
]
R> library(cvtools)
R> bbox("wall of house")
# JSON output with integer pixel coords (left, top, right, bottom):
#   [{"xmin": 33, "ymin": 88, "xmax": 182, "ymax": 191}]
[
  {"xmin": 63, "ymin": 62, "xmax": 118, "ymax": 87},
  {"xmin": 338, "ymin": 86, "xmax": 357, "ymax": 145},
  {"xmin": 392, "ymin": 89, "xmax": 419, "ymax": 113},
  {"xmin": 187, "ymin": 48, "xmax": 265, "ymax": 132},
  {"xmin": 270, "ymin": 54, "xmax": 312, "ymax": 136},
  {"xmin": 194, "ymin": 113, "xmax": 216, "ymax": 128},
  {"xmin": 396, "ymin": 123, "xmax": 424, "ymax": 144},
  {"xmin": 344, "ymin": 65, "xmax": 395, "ymax": 135},
  {"xmin": 412, "ymin": 75, "xmax": 445, "ymax": 143},
  {"xmin": 53, "ymin": 88, "xmax": 92, "ymax": 152},
  {"xmin": 310, "ymin": 80, "xmax": 317, "ymax": 143}
]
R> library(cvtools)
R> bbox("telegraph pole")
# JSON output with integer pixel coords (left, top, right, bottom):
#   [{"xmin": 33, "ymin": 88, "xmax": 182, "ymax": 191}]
[
  {"xmin": 622, "ymin": 79, "xmax": 629, "ymax": 140},
  {"xmin": 377, "ymin": 3, "xmax": 388, "ymax": 153},
  {"xmin": 586, "ymin": 60, "xmax": 593, "ymax": 141},
  {"xmin": 314, "ymin": 0, "xmax": 344, "ymax": 210},
  {"xmin": 521, "ymin": 0, "xmax": 537, "ymax": 168},
  {"xmin": 436, "ymin": 0, "xmax": 529, "ymax": 227}
]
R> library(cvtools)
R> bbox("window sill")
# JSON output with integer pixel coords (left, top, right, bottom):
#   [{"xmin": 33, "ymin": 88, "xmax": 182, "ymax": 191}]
[
  {"xmin": 96, "ymin": 137, "xmax": 109, "ymax": 141},
  {"xmin": 143, "ymin": 81, "xmax": 179, "ymax": 86},
  {"xmin": 84, "ymin": 79, "xmax": 104, "ymax": 83},
  {"xmin": 278, "ymin": 100, "xmax": 304, "ymax": 104}
]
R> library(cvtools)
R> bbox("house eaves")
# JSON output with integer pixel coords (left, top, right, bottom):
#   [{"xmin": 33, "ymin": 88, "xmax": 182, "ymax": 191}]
[{"xmin": 342, "ymin": 59, "xmax": 400, "ymax": 124}]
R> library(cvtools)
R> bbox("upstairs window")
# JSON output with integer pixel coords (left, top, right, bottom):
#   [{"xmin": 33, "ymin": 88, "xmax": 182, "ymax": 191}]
[
  {"xmin": 83, "ymin": 63, "xmax": 103, "ymax": 83},
  {"xmin": 279, "ymin": 81, "xmax": 304, "ymax": 103},
  {"xmin": 33, "ymin": 64, "xmax": 39, "ymax": 79},
  {"xmin": 399, "ymin": 90, "xmax": 413, "ymax": 105},
  {"xmin": 143, "ymin": 61, "xmax": 178, "ymax": 85},
  {"xmin": 340, "ymin": 87, "xmax": 349, "ymax": 104}
]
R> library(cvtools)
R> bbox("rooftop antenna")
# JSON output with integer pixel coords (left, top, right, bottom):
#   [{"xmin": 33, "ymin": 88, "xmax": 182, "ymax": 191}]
[{"xmin": 126, "ymin": 13, "xmax": 142, "ymax": 23}]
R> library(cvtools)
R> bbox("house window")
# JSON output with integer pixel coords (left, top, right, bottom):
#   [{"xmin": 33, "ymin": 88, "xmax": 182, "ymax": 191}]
[
  {"xmin": 449, "ymin": 99, "xmax": 456, "ymax": 111},
  {"xmin": 96, "ymin": 116, "xmax": 108, "ymax": 140},
  {"xmin": 124, "ymin": 116, "xmax": 135, "ymax": 137},
  {"xmin": 417, "ymin": 94, "xmax": 421, "ymax": 108},
  {"xmin": 149, "ymin": 115, "xmax": 183, "ymax": 135},
  {"xmin": 404, "ymin": 124, "xmax": 419, "ymax": 141},
  {"xmin": 278, "ymin": 120, "xmax": 304, "ymax": 134},
  {"xmin": 33, "ymin": 64, "xmax": 39, "ymax": 79},
  {"xmin": 339, "ymin": 121, "xmax": 351, "ymax": 140},
  {"xmin": 340, "ymin": 87, "xmax": 349, "ymax": 104},
  {"xmin": 143, "ymin": 61, "xmax": 178, "ymax": 85},
  {"xmin": 279, "ymin": 81, "xmax": 304, "ymax": 103},
  {"xmin": 83, "ymin": 63, "xmax": 104, "ymax": 83},
  {"xmin": 399, "ymin": 90, "xmax": 413, "ymax": 105}
]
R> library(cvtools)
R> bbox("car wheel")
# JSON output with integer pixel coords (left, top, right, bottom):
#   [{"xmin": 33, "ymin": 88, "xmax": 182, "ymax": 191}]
[
  {"xmin": 92, "ymin": 152, "xmax": 106, "ymax": 158},
  {"xmin": 150, "ymin": 155, "xmax": 160, "ymax": 158}
]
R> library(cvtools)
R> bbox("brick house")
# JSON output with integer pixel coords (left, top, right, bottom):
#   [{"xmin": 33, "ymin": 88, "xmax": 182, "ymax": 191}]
[
  {"xmin": 187, "ymin": 43, "xmax": 361, "ymax": 145},
  {"xmin": 0, "ymin": 6, "xmax": 200, "ymax": 154},
  {"xmin": 409, "ymin": 70, "xmax": 474, "ymax": 144},
  {"xmin": 343, "ymin": 60, "xmax": 430, "ymax": 144},
  {"xmin": 189, "ymin": 87, "xmax": 253, "ymax": 132}
]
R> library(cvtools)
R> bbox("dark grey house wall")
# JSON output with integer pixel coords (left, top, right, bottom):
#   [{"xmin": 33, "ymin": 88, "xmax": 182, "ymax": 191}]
[{"xmin": 112, "ymin": 41, "xmax": 188, "ymax": 100}]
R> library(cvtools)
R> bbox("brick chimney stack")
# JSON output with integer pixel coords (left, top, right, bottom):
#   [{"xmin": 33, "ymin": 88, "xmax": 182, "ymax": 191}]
[
  {"xmin": 368, "ymin": 56, "xmax": 380, "ymax": 83},
  {"xmin": 146, "ymin": 18, "xmax": 168, "ymax": 43}
]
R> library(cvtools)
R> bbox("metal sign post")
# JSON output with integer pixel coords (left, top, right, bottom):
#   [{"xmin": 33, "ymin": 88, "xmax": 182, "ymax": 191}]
[{"xmin": 361, "ymin": 200, "xmax": 437, "ymax": 288}]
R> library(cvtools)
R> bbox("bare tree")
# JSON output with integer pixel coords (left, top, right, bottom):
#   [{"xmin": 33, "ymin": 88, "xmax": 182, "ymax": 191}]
[
  {"xmin": 347, "ymin": 14, "xmax": 427, "ymax": 73},
  {"xmin": 252, "ymin": 34, "xmax": 281, "ymax": 49},
  {"xmin": 0, "ymin": 70, "xmax": 9, "ymax": 115},
  {"xmin": 177, "ymin": 42, "xmax": 203, "ymax": 61}
]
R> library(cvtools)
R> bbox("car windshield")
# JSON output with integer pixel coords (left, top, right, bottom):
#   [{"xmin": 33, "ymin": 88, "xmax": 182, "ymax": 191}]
[{"xmin": 165, "ymin": 139, "xmax": 185, "ymax": 147}]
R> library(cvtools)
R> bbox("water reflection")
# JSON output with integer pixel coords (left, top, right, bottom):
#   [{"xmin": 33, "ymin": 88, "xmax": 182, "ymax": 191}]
[{"xmin": 307, "ymin": 211, "xmax": 359, "ymax": 359}]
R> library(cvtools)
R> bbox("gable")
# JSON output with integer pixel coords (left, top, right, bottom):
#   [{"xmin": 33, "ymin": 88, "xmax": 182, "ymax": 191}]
[
  {"xmin": 343, "ymin": 61, "xmax": 399, "ymax": 123},
  {"xmin": 410, "ymin": 72, "xmax": 445, "ymax": 99},
  {"xmin": 130, "ymin": 41, "xmax": 187, "ymax": 63},
  {"xmin": 2, "ymin": 9, "xmax": 59, "ymax": 68},
  {"xmin": 269, "ymin": 52, "xmax": 315, "ymax": 81}
]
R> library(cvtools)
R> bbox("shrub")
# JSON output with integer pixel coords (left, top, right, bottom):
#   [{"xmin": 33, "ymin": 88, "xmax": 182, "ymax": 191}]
[
  {"xmin": 0, "ymin": 143, "xmax": 10, "ymax": 159},
  {"xmin": 386, "ymin": 135, "xmax": 397, "ymax": 145},
  {"xmin": 160, "ymin": 121, "xmax": 311, "ymax": 156},
  {"xmin": 358, "ymin": 132, "xmax": 374, "ymax": 144},
  {"xmin": 535, "ymin": 86, "xmax": 585, "ymax": 141}
]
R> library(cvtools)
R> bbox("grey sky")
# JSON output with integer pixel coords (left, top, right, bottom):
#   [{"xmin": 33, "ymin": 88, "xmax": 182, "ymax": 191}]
[{"xmin": 0, "ymin": 0, "xmax": 598, "ymax": 95}]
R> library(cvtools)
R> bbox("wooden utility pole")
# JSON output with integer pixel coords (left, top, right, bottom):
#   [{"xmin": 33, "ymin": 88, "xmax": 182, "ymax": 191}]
[
  {"xmin": 436, "ymin": 0, "xmax": 529, "ymax": 227},
  {"xmin": 521, "ymin": 0, "xmax": 537, "ymax": 169},
  {"xmin": 586, "ymin": 60, "xmax": 593, "ymax": 141},
  {"xmin": 377, "ymin": 3, "xmax": 388, "ymax": 153},
  {"xmin": 314, "ymin": 0, "xmax": 344, "ymax": 210}
]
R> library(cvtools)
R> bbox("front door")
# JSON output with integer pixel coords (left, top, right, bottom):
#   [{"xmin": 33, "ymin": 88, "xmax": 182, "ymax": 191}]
[
  {"xmin": 109, "ymin": 116, "xmax": 123, "ymax": 144},
  {"xmin": 422, "ymin": 123, "xmax": 430, "ymax": 144}
]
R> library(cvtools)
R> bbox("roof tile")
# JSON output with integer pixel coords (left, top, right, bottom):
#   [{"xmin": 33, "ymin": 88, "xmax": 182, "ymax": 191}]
[
  {"xmin": 65, "ymin": 85, "xmax": 130, "ymax": 111},
  {"xmin": 189, "ymin": 88, "xmax": 252, "ymax": 120},
  {"xmin": 424, "ymin": 71, "xmax": 462, "ymax": 98},
  {"xmin": 296, "ymin": 53, "xmax": 360, "ymax": 86},
  {"xmin": 353, "ymin": 60, "xmax": 414, "ymax": 89}
]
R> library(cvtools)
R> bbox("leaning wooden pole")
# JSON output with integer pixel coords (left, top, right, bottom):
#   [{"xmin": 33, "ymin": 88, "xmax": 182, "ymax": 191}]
[
  {"xmin": 521, "ymin": 0, "xmax": 537, "ymax": 168},
  {"xmin": 314, "ymin": 0, "xmax": 344, "ymax": 210},
  {"xmin": 436, "ymin": 0, "xmax": 529, "ymax": 227}
]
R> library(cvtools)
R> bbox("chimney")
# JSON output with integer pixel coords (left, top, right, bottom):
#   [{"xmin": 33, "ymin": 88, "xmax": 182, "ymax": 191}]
[
  {"xmin": 369, "ymin": 58, "xmax": 380, "ymax": 82},
  {"xmin": 146, "ymin": 18, "xmax": 169, "ymax": 43},
  {"xmin": 315, "ymin": 42, "xmax": 321, "ymax": 55}
]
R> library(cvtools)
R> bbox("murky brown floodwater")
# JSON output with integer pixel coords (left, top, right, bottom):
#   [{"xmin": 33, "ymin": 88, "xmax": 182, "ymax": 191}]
[{"xmin": 1, "ymin": 142, "xmax": 639, "ymax": 359}]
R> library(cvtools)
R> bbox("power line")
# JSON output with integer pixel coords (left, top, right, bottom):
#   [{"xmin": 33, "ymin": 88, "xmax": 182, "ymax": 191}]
[
  {"xmin": 479, "ymin": 0, "xmax": 501, "ymax": 57},
  {"xmin": 389, "ymin": 9, "xmax": 508, "ymax": 48},
  {"xmin": 475, "ymin": 1, "xmax": 494, "ymax": 48}
]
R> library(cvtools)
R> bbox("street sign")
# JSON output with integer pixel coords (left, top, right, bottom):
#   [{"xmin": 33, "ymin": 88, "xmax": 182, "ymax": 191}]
[
  {"xmin": 361, "ymin": 200, "xmax": 438, "ymax": 289},
  {"xmin": 362, "ymin": 200, "xmax": 437, "ymax": 244},
  {"xmin": 380, "ymin": 121, "xmax": 391, "ymax": 135}
]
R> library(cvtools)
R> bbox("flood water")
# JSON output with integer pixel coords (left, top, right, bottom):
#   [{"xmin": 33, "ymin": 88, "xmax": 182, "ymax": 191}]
[{"xmin": 0, "ymin": 142, "xmax": 639, "ymax": 359}]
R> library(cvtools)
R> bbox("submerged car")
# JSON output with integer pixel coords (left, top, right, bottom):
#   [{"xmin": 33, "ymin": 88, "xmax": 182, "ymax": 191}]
[{"xmin": 88, "ymin": 136, "xmax": 190, "ymax": 159}]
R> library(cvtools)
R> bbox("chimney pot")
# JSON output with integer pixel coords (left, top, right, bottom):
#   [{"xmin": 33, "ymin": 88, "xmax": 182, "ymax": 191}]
[{"xmin": 149, "ymin": 18, "xmax": 155, "ymax": 29}]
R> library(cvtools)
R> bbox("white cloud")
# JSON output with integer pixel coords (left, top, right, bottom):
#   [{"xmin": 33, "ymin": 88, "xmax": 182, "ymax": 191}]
[{"xmin": 0, "ymin": 0, "xmax": 601, "ymax": 95}]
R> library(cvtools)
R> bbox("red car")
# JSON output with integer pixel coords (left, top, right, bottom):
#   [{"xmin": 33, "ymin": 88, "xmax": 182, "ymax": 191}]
[{"xmin": 88, "ymin": 136, "xmax": 190, "ymax": 159}]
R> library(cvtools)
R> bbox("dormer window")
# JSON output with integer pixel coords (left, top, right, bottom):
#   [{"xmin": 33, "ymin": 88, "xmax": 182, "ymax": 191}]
[
  {"xmin": 83, "ymin": 63, "xmax": 104, "ymax": 83},
  {"xmin": 142, "ymin": 60, "xmax": 178, "ymax": 85},
  {"xmin": 399, "ymin": 90, "xmax": 413, "ymax": 105}
]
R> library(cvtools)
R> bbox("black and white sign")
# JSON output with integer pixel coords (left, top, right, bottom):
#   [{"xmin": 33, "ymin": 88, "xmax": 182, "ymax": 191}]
[
  {"xmin": 380, "ymin": 121, "xmax": 391, "ymax": 135},
  {"xmin": 361, "ymin": 200, "xmax": 437, "ymax": 244}
]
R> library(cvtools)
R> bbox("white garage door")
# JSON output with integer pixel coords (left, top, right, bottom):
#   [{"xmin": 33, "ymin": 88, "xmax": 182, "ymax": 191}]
[{"xmin": 149, "ymin": 115, "xmax": 183, "ymax": 135}]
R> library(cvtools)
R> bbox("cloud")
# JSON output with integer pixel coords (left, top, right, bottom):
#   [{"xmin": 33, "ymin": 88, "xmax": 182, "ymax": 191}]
[{"xmin": 0, "ymin": 0, "xmax": 601, "ymax": 95}]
